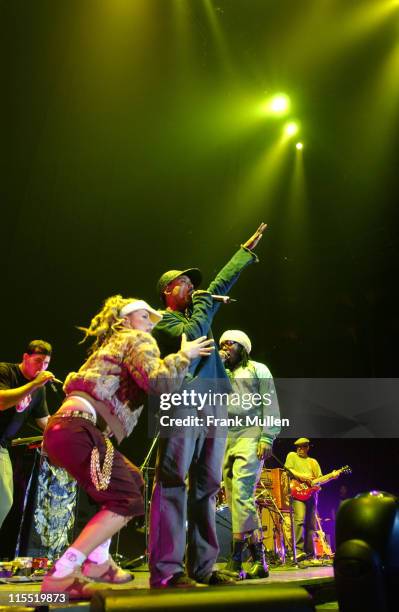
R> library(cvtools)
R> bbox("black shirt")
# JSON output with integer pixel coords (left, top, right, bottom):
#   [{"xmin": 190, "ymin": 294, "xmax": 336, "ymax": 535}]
[{"xmin": 0, "ymin": 362, "xmax": 49, "ymax": 448}]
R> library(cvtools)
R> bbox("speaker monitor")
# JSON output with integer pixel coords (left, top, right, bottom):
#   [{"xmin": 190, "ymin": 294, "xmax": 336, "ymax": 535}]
[
  {"xmin": 334, "ymin": 491, "xmax": 399, "ymax": 612},
  {"xmin": 91, "ymin": 584, "xmax": 315, "ymax": 612}
]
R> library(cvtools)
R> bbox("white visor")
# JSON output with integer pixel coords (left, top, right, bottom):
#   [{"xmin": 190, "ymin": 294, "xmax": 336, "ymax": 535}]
[{"xmin": 119, "ymin": 300, "xmax": 163, "ymax": 324}]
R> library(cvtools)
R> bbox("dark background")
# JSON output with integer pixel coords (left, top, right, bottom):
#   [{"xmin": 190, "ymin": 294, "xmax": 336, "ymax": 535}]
[{"xmin": 2, "ymin": 0, "xmax": 399, "ymax": 538}]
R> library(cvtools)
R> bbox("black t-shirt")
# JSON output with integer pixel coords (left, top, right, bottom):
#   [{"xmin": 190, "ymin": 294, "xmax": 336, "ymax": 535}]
[{"xmin": 0, "ymin": 362, "xmax": 49, "ymax": 448}]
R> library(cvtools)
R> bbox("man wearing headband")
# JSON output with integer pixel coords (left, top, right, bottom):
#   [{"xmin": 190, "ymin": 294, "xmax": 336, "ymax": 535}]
[
  {"xmin": 0, "ymin": 340, "xmax": 54, "ymax": 530},
  {"xmin": 219, "ymin": 330, "xmax": 280, "ymax": 580},
  {"xmin": 149, "ymin": 223, "xmax": 267, "ymax": 588}
]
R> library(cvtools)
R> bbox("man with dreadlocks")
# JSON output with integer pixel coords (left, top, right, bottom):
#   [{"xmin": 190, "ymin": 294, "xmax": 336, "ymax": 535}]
[
  {"xmin": 40, "ymin": 295, "xmax": 213, "ymax": 599},
  {"xmin": 218, "ymin": 330, "xmax": 280, "ymax": 580}
]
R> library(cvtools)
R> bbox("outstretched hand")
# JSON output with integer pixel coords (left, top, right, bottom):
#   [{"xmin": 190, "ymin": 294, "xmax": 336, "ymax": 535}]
[
  {"xmin": 243, "ymin": 222, "xmax": 267, "ymax": 251},
  {"xmin": 180, "ymin": 333, "xmax": 215, "ymax": 360}
]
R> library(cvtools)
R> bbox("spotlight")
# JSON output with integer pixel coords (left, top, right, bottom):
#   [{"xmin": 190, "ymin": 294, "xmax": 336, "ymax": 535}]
[
  {"xmin": 269, "ymin": 94, "xmax": 290, "ymax": 114},
  {"xmin": 284, "ymin": 122, "xmax": 299, "ymax": 137},
  {"xmin": 296, "ymin": 142, "xmax": 303, "ymax": 150}
]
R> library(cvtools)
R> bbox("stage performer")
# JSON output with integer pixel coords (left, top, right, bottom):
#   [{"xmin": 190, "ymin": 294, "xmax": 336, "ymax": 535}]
[
  {"xmin": 285, "ymin": 438, "xmax": 338, "ymax": 561},
  {"xmin": 149, "ymin": 223, "xmax": 267, "ymax": 588},
  {"xmin": 0, "ymin": 340, "xmax": 54, "ymax": 530},
  {"xmin": 219, "ymin": 330, "xmax": 280, "ymax": 579},
  {"xmin": 41, "ymin": 295, "xmax": 213, "ymax": 598}
]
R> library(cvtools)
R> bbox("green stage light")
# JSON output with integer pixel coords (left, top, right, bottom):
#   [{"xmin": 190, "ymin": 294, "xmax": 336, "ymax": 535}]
[
  {"xmin": 268, "ymin": 94, "xmax": 290, "ymax": 114},
  {"xmin": 285, "ymin": 122, "xmax": 299, "ymax": 137},
  {"xmin": 296, "ymin": 142, "xmax": 303, "ymax": 150}
]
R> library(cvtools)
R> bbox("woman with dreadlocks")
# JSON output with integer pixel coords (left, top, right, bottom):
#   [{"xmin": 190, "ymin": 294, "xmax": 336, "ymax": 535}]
[{"xmin": 41, "ymin": 295, "xmax": 213, "ymax": 598}]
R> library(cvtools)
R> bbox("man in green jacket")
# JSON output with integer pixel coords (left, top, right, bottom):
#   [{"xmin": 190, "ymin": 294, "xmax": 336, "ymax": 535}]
[{"xmin": 149, "ymin": 224, "xmax": 266, "ymax": 588}]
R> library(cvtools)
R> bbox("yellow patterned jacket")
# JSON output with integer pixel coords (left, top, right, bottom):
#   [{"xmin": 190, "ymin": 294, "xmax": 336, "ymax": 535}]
[{"xmin": 64, "ymin": 328, "xmax": 189, "ymax": 443}]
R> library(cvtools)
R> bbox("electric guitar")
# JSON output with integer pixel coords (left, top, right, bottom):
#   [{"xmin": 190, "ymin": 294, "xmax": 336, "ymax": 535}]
[
  {"xmin": 290, "ymin": 465, "xmax": 351, "ymax": 501},
  {"xmin": 314, "ymin": 514, "xmax": 333, "ymax": 557}
]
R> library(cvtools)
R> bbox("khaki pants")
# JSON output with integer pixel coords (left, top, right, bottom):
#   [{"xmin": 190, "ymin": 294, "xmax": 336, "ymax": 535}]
[
  {"xmin": 0, "ymin": 447, "xmax": 13, "ymax": 529},
  {"xmin": 293, "ymin": 497, "xmax": 317, "ymax": 556},
  {"xmin": 223, "ymin": 428, "xmax": 263, "ymax": 535}
]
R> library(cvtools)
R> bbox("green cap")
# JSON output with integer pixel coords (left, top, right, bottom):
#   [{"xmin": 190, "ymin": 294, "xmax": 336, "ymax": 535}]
[{"xmin": 157, "ymin": 268, "xmax": 202, "ymax": 300}]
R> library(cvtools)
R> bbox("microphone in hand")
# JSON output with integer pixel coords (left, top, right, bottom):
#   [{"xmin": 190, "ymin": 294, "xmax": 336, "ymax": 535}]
[
  {"xmin": 49, "ymin": 377, "xmax": 64, "ymax": 393},
  {"xmin": 219, "ymin": 349, "xmax": 230, "ymax": 363},
  {"xmin": 211, "ymin": 295, "xmax": 237, "ymax": 304}
]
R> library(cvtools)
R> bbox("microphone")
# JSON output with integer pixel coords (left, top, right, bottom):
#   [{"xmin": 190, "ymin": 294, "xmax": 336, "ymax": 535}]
[
  {"xmin": 211, "ymin": 295, "xmax": 237, "ymax": 304},
  {"xmin": 49, "ymin": 377, "xmax": 64, "ymax": 393},
  {"xmin": 219, "ymin": 349, "xmax": 230, "ymax": 362}
]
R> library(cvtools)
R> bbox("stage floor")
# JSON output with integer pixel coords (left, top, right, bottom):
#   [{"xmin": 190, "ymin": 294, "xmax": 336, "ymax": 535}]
[{"xmin": 0, "ymin": 564, "xmax": 336, "ymax": 610}]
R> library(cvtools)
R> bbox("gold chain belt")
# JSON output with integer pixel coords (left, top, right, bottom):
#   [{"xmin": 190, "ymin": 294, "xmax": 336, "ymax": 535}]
[
  {"xmin": 58, "ymin": 410, "xmax": 96, "ymax": 425},
  {"xmin": 57, "ymin": 410, "xmax": 114, "ymax": 491}
]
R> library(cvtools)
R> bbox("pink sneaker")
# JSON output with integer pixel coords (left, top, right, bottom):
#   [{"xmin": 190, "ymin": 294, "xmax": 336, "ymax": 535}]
[
  {"xmin": 41, "ymin": 567, "xmax": 109, "ymax": 600},
  {"xmin": 82, "ymin": 556, "xmax": 134, "ymax": 584}
]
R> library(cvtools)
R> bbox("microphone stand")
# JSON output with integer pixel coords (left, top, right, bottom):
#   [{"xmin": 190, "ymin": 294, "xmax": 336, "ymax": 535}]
[
  {"xmin": 121, "ymin": 433, "xmax": 159, "ymax": 569},
  {"xmin": 258, "ymin": 490, "xmax": 289, "ymax": 565},
  {"xmin": 271, "ymin": 452, "xmax": 298, "ymax": 566}
]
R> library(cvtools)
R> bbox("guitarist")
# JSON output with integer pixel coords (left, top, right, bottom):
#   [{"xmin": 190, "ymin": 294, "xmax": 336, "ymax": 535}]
[{"xmin": 285, "ymin": 438, "xmax": 338, "ymax": 562}]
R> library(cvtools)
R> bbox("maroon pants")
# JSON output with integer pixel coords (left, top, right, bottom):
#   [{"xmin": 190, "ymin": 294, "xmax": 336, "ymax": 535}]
[{"xmin": 43, "ymin": 415, "xmax": 144, "ymax": 517}]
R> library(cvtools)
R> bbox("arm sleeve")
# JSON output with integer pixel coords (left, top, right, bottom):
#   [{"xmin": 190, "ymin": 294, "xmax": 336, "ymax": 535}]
[
  {"xmin": 154, "ymin": 293, "xmax": 215, "ymax": 348},
  {"xmin": 284, "ymin": 452, "xmax": 296, "ymax": 469},
  {"xmin": 124, "ymin": 330, "xmax": 190, "ymax": 395},
  {"xmin": 253, "ymin": 362, "xmax": 281, "ymax": 444},
  {"xmin": 206, "ymin": 247, "xmax": 259, "ymax": 316},
  {"xmin": 312, "ymin": 459, "xmax": 323, "ymax": 478}
]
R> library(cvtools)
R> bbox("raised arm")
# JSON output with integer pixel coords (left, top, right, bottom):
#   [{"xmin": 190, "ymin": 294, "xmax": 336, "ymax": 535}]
[
  {"xmin": 153, "ymin": 223, "xmax": 267, "ymax": 351},
  {"xmin": 242, "ymin": 222, "xmax": 267, "ymax": 251},
  {"xmin": 207, "ymin": 223, "xmax": 267, "ymax": 299}
]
